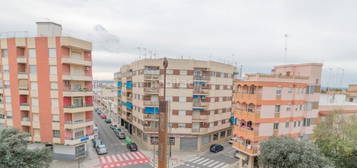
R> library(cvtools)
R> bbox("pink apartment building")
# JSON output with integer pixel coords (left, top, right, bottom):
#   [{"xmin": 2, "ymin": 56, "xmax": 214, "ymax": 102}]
[
  {"xmin": 232, "ymin": 63, "xmax": 322, "ymax": 167},
  {"xmin": 0, "ymin": 22, "xmax": 94, "ymax": 160}
]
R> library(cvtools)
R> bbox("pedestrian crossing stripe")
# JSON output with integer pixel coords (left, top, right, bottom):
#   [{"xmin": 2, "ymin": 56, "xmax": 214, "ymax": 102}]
[
  {"xmin": 180, "ymin": 157, "xmax": 228, "ymax": 168},
  {"xmin": 99, "ymin": 152, "xmax": 149, "ymax": 168}
]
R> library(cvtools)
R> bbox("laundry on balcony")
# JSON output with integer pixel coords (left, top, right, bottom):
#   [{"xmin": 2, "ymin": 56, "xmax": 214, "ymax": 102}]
[
  {"xmin": 144, "ymin": 107, "xmax": 159, "ymax": 114},
  {"xmin": 126, "ymin": 81, "xmax": 133, "ymax": 88}
]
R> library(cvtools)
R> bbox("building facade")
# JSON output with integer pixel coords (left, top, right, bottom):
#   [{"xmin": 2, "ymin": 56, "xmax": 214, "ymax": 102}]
[
  {"xmin": 232, "ymin": 63, "xmax": 322, "ymax": 167},
  {"xmin": 0, "ymin": 22, "xmax": 94, "ymax": 160},
  {"xmin": 94, "ymin": 84, "xmax": 117, "ymax": 123},
  {"xmin": 346, "ymin": 84, "xmax": 357, "ymax": 103},
  {"xmin": 114, "ymin": 58, "xmax": 235, "ymax": 151}
]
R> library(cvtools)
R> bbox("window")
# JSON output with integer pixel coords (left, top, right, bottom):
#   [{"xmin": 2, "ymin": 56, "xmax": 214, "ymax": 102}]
[
  {"xmin": 303, "ymin": 118, "xmax": 311, "ymax": 127},
  {"xmin": 52, "ymin": 114, "xmax": 60, "ymax": 122},
  {"xmin": 285, "ymin": 122, "xmax": 289, "ymax": 128},
  {"xmin": 53, "ymin": 130, "xmax": 60, "ymax": 138},
  {"xmin": 165, "ymin": 96, "xmax": 172, "ymax": 102},
  {"xmin": 305, "ymin": 102, "xmax": 313, "ymax": 111},
  {"xmin": 5, "ymin": 96, "xmax": 11, "ymax": 103},
  {"xmin": 31, "ymin": 82, "xmax": 38, "ymax": 89},
  {"xmin": 1, "ymin": 49, "xmax": 8, "ymax": 57},
  {"xmin": 74, "ymin": 130, "xmax": 84, "ymax": 139},
  {"xmin": 51, "ymin": 83, "xmax": 58, "ymax": 90},
  {"xmin": 166, "ymin": 82, "xmax": 172, "ymax": 88},
  {"xmin": 227, "ymin": 129, "xmax": 232, "ymax": 136},
  {"xmin": 286, "ymin": 104, "xmax": 291, "ymax": 111},
  {"xmin": 275, "ymin": 105, "xmax": 281, "ymax": 113},
  {"xmin": 214, "ymin": 121, "xmax": 218, "ymax": 126},
  {"xmin": 178, "ymin": 123, "xmax": 185, "ymax": 128},
  {"xmin": 220, "ymin": 131, "xmax": 226, "ymax": 138},
  {"xmin": 50, "ymin": 66, "xmax": 57, "ymax": 75},
  {"xmin": 273, "ymin": 123, "xmax": 279, "ymax": 130},
  {"xmin": 178, "ymin": 110, "xmax": 185, "ymax": 116},
  {"xmin": 49, "ymin": 48, "xmax": 56, "ymax": 58},
  {"xmin": 179, "ymin": 96, "xmax": 186, "ymax": 102},
  {"xmin": 298, "ymin": 121, "xmax": 301, "ymax": 127},
  {"xmin": 4, "ymin": 81, "xmax": 10, "ymax": 88},
  {"xmin": 169, "ymin": 137, "xmax": 175, "ymax": 145},
  {"xmin": 151, "ymin": 137, "xmax": 158, "ymax": 145},
  {"xmin": 30, "ymin": 65, "xmax": 37, "ymax": 74},
  {"xmin": 3, "ymin": 65, "xmax": 9, "ymax": 72},
  {"xmin": 299, "ymin": 104, "xmax": 303, "ymax": 111},
  {"xmin": 288, "ymin": 87, "xmax": 292, "ymax": 93},
  {"xmin": 213, "ymin": 133, "xmax": 219, "ymax": 141},
  {"xmin": 51, "ymin": 99, "xmax": 59, "ymax": 109},
  {"xmin": 29, "ymin": 49, "xmax": 36, "ymax": 58},
  {"xmin": 276, "ymin": 87, "xmax": 282, "ymax": 96},
  {"xmin": 306, "ymin": 86, "xmax": 315, "ymax": 94},
  {"xmin": 32, "ymin": 98, "xmax": 38, "ymax": 106},
  {"xmin": 179, "ymin": 83, "xmax": 186, "ymax": 88},
  {"xmin": 167, "ymin": 70, "xmax": 174, "ymax": 75},
  {"xmin": 180, "ymin": 70, "xmax": 187, "ymax": 75},
  {"xmin": 294, "ymin": 121, "xmax": 297, "ymax": 127}
]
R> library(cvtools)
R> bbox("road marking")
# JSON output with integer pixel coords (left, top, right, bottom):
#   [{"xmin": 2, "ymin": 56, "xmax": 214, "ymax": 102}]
[
  {"xmin": 137, "ymin": 152, "xmax": 145, "ymax": 158},
  {"xmin": 116, "ymin": 154, "xmax": 123, "ymax": 161},
  {"xmin": 192, "ymin": 157, "xmax": 205, "ymax": 163},
  {"xmin": 122, "ymin": 153, "xmax": 129, "ymax": 160},
  {"xmin": 188, "ymin": 157, "xmax": 199, "ymax": 162},
  {"xmin": 207, "ymin": 161, "xmax": 220, "ymax": 167},
  {"xmin": 127, "ymin": 153, "xmax": 135, "ymax": 160},
  {"xmin": 196, "ymin": 158, "xmax": 209, "ymax": 165},
  {"xmin": 213, "ymin": 162, "xmax": 225, "ymax": 168},
  {"xmin": 106, "ymin": 155, "xmax": 112, "ymax": 163},
  {"xmin": 202, "ymin": 159, "xmax": 215, "ymax": 166},
  {"xmin": 111, "ymin": 155, "xmax": 117, "ymax": 162},
  {"xmin": 132, "ymin": 152, "xmax": 140, "ymax": 159}
]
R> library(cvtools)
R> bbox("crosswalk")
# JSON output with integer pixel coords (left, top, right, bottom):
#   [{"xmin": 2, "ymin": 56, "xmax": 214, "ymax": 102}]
[
  {"xmin": 99, "ymin": 151, "xmax": 150, "ymax": 168},
  {"xmin": 176, "ymin": 156, "xmax": 229, "ymax": 168}
]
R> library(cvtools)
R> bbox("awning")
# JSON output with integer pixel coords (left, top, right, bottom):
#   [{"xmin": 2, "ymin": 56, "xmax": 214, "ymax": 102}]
[
  {"xmin": 144, "ymin": 107, "xmax": 159, "ymax": 114},
  {"xmin": 118, "ymin": 90, "xmax": 122, "ymax": 95},
  {"xmin": 117, "ymin": 81, "xmax": 122, "ymax": 87},
  {"xmin": 126, "ymin": 102, "xmax": 133, "ymax": 110},
  {"xmin": 193, "ymin": 95, "xmax": 206, "ymax": 98},
  {"xmin": 126, "ymin": 81, "xmax": 133, "ymax": 88}
]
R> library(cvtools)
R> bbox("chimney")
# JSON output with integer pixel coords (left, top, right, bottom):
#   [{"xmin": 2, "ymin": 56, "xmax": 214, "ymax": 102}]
[{"xmin": 36, "ymin": 22, "xmax": 62, "ymax": 37}]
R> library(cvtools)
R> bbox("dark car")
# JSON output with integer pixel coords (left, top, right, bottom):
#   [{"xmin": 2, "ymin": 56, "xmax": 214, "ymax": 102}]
[
  {"xmin": 110, "ymin": 125, "xmax": 117, "ymax": 130},
  {"xmin": 127, "ymin": 143, "xmax": 138, "ymax": 151},
  {"xmin": 105, "ymin": 119, "xmax": 112, "ymax": 124},
  {"xmin": 210, "ymin": 144, "xmax": 224, "ymax": 153}
]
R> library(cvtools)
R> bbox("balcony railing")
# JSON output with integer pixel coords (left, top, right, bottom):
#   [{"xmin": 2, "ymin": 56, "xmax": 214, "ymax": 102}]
[
  {"xmin": 143, "ymin": 114, "xmax": 159, "ymax": 120},
  {"xmin": 193, "ymin": 89, "xmax": 209, "ymax": 95},
  {"xmin": 62, "ymin": 56, "xmax": 92, "ymax": 66},
  {"xmin": 143, "ymin": 127, "xmax": 158, "ymax": 132},
  {"xmin": 144, "ymin": 87, "xmax": 159, "ymax": 93},
  {"xmin": 144, "ymin": 70, "xmax": 160, "ymax": 75},
  {"xmin": 193, "ymin": 75, "xmax": 210, "ymax": 81},
  {"xmin": 233, "ymin": 142, "xmax": 258, "ymax": 156},
  {"xmin": 192, "ymin": 115, "xmax": 209, "ymax": 122},
  {"xmin": 144, "ymin": 101, "xmax": 159, "ymax": 107},
  {"xmin": 192, "ymin": 101, "xmax": 208, "ymax": 108}
]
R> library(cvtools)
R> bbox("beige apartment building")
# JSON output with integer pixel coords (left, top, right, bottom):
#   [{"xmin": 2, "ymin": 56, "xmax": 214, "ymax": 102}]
[{"xmin": 114, "ymin": 58, "xmax": 235, "ymax": 151}]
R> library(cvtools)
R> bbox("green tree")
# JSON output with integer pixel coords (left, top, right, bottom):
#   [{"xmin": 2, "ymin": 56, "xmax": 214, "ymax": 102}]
[
  {"xmin": 259, "ymin": 136, "xmax": 333, "ymax": 168},
  {"xmin": 313, "ymin": 110, "xmax": 357, "ymax": 168},
  {"xmin": 0, "ymin": 128, "xmax": 52, "ymax": 168}
]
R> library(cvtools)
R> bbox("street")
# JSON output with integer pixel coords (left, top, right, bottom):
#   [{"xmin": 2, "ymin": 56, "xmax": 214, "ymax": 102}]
[{"xmin": 94, "ymin": 111, "xmax": 152, "ymax": 168}]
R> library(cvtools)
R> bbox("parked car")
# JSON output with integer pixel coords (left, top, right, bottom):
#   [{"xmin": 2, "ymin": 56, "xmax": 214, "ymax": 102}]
[
  {"xmin": 117, "ymin": 132, "xmax": 126, "ymax": 139},
  {"xmin": 228, "ymin": 136, "xmax": 237, "ymax": 144},
  {"xmin": 96, "ymin": 144, "xmax": 108, "ymax": 155},
  {"xmin": 127, "ymin": 143, "xmax": 138, "ymax": 151},
  {"xmin": 110, "ymin": 125, "xmax": 118, "ymax": 130},
  {"xmin": 210, "ymin": 144, "xmax": 224, "ymax": 153},
  {"xmin": 92, "ymin": 139, "xmax": 102, "ymax": 148},
  {"xmin": 100, "ymin": 114, "xmax": 107, "ymax": 119},
  {"xmin": 105, "ymin": 119, "xmax": 112, "ymax": 124},
  {"xmin": 113, "ymin": 128, "xmax": 122, "ymax": 135}
]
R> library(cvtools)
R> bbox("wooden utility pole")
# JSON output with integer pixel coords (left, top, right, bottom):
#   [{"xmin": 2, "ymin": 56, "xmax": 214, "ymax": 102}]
[{"xmin": 158, "ymin": 58, "xmax": 168, "ymax": 168}]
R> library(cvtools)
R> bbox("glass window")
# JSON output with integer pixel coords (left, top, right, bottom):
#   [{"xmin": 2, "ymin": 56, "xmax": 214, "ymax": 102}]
[
  {"xmin": 178, "ymin": 110, "xmax": 185, "ymax": 116},
  {"xmin": 51, "ymin": 83, "xmax": 58, "ymax": 90},
  {"xmin": 180, "ymin": 70, "xmax": 187, "ymax": 75},
  {"xmin": 52, "ymin": 114, "xmax": 60, "ymax": 122},
  {"xmin": 31, "ymin": 82, "xmax": 38, "ymax": 89},
  {"xmin": 53, "ymin": 130, "xmax": 60, "ymax": 138},
  {"xmin": 51, "ymin": 99, "xmax": 58, "ymax": 109},
  {"xmin": 275, "ymin": 105, "xmax": 281, "ymax": 113},
  {"xmin": 74, "ymin": 130, "xmax": 84, "ymax": 139},
  {"xmin": 32, "ymin": 98, "xmax": 38, "ymax": 106},
  {"xmin": 1, "ymin": 49, "xmax": 8, "ymax": 57},
  {"xmin": 30, "ymin": 65, "xmax": 37, "ymax": 74},
  {"xmin": 167, "ymin": 70, "xmax": 173, "ymax": 75},
  {"xmin": 50, "ymin": 66, "xmax": 57, "ymax": 75},
  {"xmin": 178, "ymin": 123, "xmax": 185, "ymax": 128},
  {"xmin": 4, "ymin": 81, "xmax": 10, "ymax": 88},
  {"xmin": 276, "ymin": 87, "xmax": 282, "ymax": 96},
  {"xmin": 273, "ymin": 123, "xmax": 279, "ymax": 130},
  {"xmin": 179, "ymin": 97, "xmax": 186, "ymax": 102},
  {"xmin": 286, "ymin": 104, "xmax": 291, "ymax": 111},
  {"xmin": 3, "ymin": 65, "xmax": 9, "ymax": 72},
  {"xmin": 29, "ymin": 49, "xmax": 36, "ymax": 58},
  {"xmin": 49, "ymin": 48, "xmax": 56, "ymax": 58},
  {"xmin": 165, "ymin": 96, "xmax": 172, "ymax": 102},
  {"xmin": 285, "ymin": 122, "xmax": 289, "ymax": 128}
]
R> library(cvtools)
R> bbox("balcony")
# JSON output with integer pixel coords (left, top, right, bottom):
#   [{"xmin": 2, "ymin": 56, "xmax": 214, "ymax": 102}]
[
  {"xmin": 193, "ymin": 89, "xmax": 209, "ymax": 95},
  {"xmin": 18, "ymin": 72, "xmax": 28, "ymax": 79},
  {"xmin": 144, "ymin": 72, "xmax": 160, "ymax": 80},
  {"xmin": 62, "ymin": 73, "xmax": 92, "ymax": 81},
  {"xmin": 192, "ymin": 101, "xmax": 208, "ymax": 109},
  {"xmin": 64, "ymin": 104, "xmax": 93, "ymax": 113},
  {"xmin": 63, "ymin": 88, "xmax": 93, "ymax": 97},
  {"xmin": 235, "ymin": 93, "xmax": 262, "ymax": 104},
  {"xmin": 234, "ymin": 109, "xmax": 260, "ymax": 121},
  {"xmin": 64, "ymin": 135, "xmax": 94, "ymax": 145},
  {"xmin": 64, "ymin": 120, "xmax": 94, "ymax": 129},
  {"xmin": 19, "ymin": 89, "xmax": 29, "ymax": 95},
  {"xmin": 20, "ymin": 103, "xmax": 30, "ymax": 111},
  {"xmin": 193, "ymin": 75, "xmax": 210, "ymax": 81},
  {"xmin": 143, "ymin": 114, "xmax": 159, "ymax": 120},
  {"xmin": 21, "ymin": 117, "xmax": 31, "ymax": 126},
  {"xmin": 143, "ymin": 101, "xmax": 159, "ymax": 107},
  {"xmin": 17, "ymin": 56, "xmax": 27, "ymax": 63},
  {"xmin": 143, "ymin": 127, "xmax": 158, "ymax": 132},
  {"xmin": 192, "ymin": 115, "xmax": 209, "ymax": 122},
  {"xmin": 143, "ymin": 87, "xmax": 159, "ymax": 94},
  {"xmin": 234, "ymin": 126, "xmax": 258, "ymax": 140},
  {"xmin": 62, "ymin": 56, "xmax": 92, "ymax": 66},
  {"xmin": 232, "ymin": 142, "xmax": 258, "ymax": 156}
]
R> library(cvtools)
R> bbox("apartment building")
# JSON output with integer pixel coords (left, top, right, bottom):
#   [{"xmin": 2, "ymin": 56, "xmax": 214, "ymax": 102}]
[
  {"xmin": 94, "ymin": 84, "xmax": 117, "ymax": 123},
  {"xmin": 0, "ymin": 22, "xmax": 94, "ymax": 160},
  {"xmin": 232, "ymin": 63, "xmax": 322, "ymax": 167},
  {"xmin": 346, "ymin": 84, "xmax": 357, "ymax": 103},
  {"xmin": 114, "ymin": 58, "xmax": 235, "ymax": 151}
]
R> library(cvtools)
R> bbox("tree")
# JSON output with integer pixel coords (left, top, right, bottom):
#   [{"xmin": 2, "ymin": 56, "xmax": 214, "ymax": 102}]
[
  {"xmin": 0, "ymin": 128, "xmax": 52, "ymax": 168},
  {"xmin": 313, "ymin": 110, "xmax": 357, "ymax": 168},
  {"xmin": 259, "ymin": 136, "xmax": 334, "ymax": 168}
]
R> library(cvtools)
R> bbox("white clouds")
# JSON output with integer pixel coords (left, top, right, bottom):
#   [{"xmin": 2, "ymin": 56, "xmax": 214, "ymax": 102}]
[{"xmin": 0, "ymin": 0, "xmax": 356, "ymax": 87}]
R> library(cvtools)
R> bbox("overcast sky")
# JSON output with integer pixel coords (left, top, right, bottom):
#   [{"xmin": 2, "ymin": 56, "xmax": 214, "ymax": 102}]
[{"xmin": 0, "ymin": 0, "xmax": 356, "ymax": 88}]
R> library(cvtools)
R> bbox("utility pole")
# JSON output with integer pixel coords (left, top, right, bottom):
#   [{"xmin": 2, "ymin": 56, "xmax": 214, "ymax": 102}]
[{"xmin": 158, "ymin": 58, "xmax": 169, "ymax": 168}]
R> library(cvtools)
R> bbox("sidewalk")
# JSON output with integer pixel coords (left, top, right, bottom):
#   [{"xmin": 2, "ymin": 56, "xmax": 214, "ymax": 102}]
[{"xmin": 50, "ymin": 144, "xmax": 100, "ymax": 168}]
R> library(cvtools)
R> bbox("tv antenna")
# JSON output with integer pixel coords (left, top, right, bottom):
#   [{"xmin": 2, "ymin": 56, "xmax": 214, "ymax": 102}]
[{"xmin": 284, "ymin": 34, "xmax": 288, "ymax": 63}]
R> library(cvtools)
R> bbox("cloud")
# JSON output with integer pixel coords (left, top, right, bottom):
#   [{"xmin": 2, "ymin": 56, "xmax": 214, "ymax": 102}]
[{"xmin": 0, "ymin": 0, "xmax": 356, "ymax": 87}]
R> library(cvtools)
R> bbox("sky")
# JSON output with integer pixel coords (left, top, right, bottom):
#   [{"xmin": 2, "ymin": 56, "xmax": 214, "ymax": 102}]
[{"xmin": 0, "ymin": 0, "xmax": 356, "ymax": 88}]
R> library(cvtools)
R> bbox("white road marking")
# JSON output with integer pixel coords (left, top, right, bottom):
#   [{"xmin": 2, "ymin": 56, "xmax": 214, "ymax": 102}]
[
  {"xmin": 116, "ymin": 154, "xmax": 123, "ymax": 161},
  {"xmin": 106, "ymin": 155, "xmax": 112, "ymax": 163},
  {"xmin": 137, "ymin": 152, "xmax": 145, "ymax": 158},
  {"xmin": 188, "ymin": 157, "xmax": 200, "ymax": 162},
  {"xmin": 111, "ymin": 155, "xmax": 117, "ymax": 162},
  {"xmin": 132, "ymin": 152, "xmax": 140, "ymax": 159},
  {"xmin": 122, "ymin": 153, "xmax": 129, "ymax": 160},
  {"xmin": 100, "ymin": 157, "xmax": 107, "ymax": 164},
  {"xmin": 192, "ymin": 157, "xmax": 205, "ymax": 163},
  {"xmin": 196, "ymin": 158, "xmax": 209, "ymax": 165},
  {"xmin": 207, "ymin": 161, "xmax": 220, "ymax": 167},
  {"xmin": 127, "ymin": 153, "xmax": 135, "ymax": 160},
  {"xmin": 213, "ymin": 162, "xmax": 226, "ymax": 168},
  {"xmin": 202, "ymin": 159, "xmax": 215, "ymax": 166}
]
